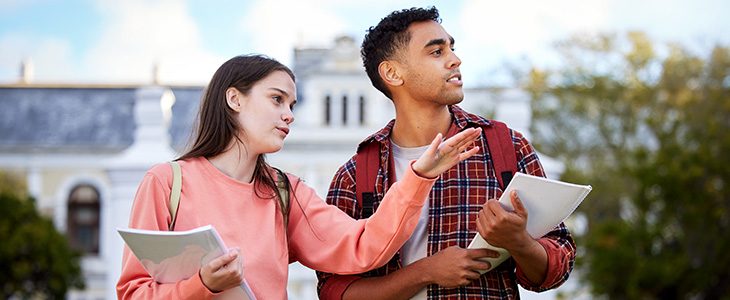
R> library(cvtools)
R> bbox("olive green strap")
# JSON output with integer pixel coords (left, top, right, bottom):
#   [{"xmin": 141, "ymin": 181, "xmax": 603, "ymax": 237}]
[
  {"xmin": 276, "ymin": 171, "xmax": 289, "ymax": 226},
  {"xmin": 168, "ymin": 161, "xmax": 182, "ymax": 231}
]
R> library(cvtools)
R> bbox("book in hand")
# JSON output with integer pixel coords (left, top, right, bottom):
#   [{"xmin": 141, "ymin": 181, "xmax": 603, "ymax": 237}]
[
  {"xmin": 117, "ymin": 225, "xmax": 256, "ymax": 300},
  {"xmin": 468, "ymin": 173, "xmax": 592, "ymax": 273}
]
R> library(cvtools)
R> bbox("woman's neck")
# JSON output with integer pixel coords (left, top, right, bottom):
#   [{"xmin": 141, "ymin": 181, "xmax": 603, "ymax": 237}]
[{"xmin": 206, "ymin": 143, "xmax": 258, "ymax": 183}]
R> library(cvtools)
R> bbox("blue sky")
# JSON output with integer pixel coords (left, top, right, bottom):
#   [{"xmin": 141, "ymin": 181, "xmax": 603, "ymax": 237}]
[{"xmin": 1, "ymin": 0, "xmax": 728, "ymax": 86}]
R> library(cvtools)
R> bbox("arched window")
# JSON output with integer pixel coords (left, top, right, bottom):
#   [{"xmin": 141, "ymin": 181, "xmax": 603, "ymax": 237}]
[
  {"xmin": 324, "ymin": 95, "xmax": 331, "ymax": 126},
  {"xmin": 67, "ymin": 184, "xmax": 100, "ymax": 254}
]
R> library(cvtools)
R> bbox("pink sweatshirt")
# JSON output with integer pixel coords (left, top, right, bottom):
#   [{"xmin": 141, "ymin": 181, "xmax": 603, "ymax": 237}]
[{"xmin": 117, "ymin": 156, "xmax": 435, "ymax": 299}]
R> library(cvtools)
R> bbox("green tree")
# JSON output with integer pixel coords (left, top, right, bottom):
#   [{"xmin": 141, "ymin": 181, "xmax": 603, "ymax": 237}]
[
  {"xmin": 523, "ymin": 32, "xmax": 730, "ymax": 299},
  {"xmin": 0, "ymin": 171, "xmax": 85, "ymax": 299}
]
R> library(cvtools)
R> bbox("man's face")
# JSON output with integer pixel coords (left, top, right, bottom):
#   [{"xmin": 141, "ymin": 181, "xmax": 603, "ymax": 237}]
[{"xmin": 398, "ymin": 20, "xmax": 463, "ymax": 105}]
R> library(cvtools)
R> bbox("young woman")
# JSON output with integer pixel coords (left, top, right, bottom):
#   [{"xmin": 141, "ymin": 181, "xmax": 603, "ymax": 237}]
[{"xmin": 116, "ymin": 54, "xmax": 481, "ymax": 299}]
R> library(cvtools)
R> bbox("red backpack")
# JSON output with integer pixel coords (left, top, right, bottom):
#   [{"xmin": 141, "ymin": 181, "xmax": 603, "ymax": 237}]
[{"xmin": 355, "ymin": 121, "xmax": 518, "ymax": 218}]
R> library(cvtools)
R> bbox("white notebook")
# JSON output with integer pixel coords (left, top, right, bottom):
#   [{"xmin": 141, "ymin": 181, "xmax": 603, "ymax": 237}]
[
  {"xmin": 118, "ymin": 225, "xmax": 256, "ymax": 299},
  {"xmin": 468, "ymin": 173, "xmax": 592, "ymax": 273}
]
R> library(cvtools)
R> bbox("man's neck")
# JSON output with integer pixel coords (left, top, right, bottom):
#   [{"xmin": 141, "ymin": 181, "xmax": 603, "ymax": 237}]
[{"xmin": 390, "ymin": 102, "xmax": 452, "ymax": 147}]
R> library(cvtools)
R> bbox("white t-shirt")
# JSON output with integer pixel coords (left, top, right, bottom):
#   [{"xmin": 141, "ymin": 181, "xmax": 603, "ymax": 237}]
[{"xmin": 391, "ymin": 140, "xmax": 429, "ymax": 300}]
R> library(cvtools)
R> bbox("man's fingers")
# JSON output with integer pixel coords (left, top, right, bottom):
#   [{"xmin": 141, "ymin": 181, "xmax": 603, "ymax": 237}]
[
  {"xmin": 466, "ymin": 248, "xmax": 501, "ymax": 259},
  {"xmin": 476, "ymin": 205, "xmax": 492, "ymax": 237},
  {"xmin": 510, "ymin": 190, "xmax": 528, "ymax": 217},
  {"xmin": 486, "ymin": 199, "xmax": 505, "ymax": 216},
  {"xmin": 465, "ymin": 269, "xmax": 483, "ymax": 281}
]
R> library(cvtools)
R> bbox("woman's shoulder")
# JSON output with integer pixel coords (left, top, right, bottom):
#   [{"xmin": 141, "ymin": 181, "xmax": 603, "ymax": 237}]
[
  {"xmin": 140, "ymin": 162, "xmax": 175, "ymax": 190},
  {"xmin": 145, "ymin": 157, "xmax": 202, "ymax": 181},
  {"xmin": 147, "ymin": 161, "xmax": 173, "ymax": 173}
]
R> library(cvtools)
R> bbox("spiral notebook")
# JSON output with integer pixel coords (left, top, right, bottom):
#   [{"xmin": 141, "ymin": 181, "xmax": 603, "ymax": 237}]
[
  {"xmin": 468, "ymin": 172, "xmax": 592, "ymax": 273},
  {"xmin": 118, "ymin": 225, "xmax": 256, "ymax": 299}
]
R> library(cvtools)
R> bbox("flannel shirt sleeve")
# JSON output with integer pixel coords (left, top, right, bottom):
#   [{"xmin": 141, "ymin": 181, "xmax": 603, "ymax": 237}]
[
  {"xmin": 512, "ymin": 131, "xmax": 577, "ymax": 292},
  {"xmin": 315, "ymin": 157, "xmax": 366, "ymax": 299}
]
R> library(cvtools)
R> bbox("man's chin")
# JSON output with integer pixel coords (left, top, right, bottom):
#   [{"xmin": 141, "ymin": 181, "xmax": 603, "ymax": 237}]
[{"xmin": 446, "ymin": 93, "xmax": 464, "ymax": 105}]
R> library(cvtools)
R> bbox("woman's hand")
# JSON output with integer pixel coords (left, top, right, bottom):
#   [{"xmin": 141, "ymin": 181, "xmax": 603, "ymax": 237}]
[
  {"xmin": 199, "ymin": 247, "xmax": 245, "ymax": 293},
  {"xmin": 412, "ymin": 127, "xmax": 481, "ymax": 179}
]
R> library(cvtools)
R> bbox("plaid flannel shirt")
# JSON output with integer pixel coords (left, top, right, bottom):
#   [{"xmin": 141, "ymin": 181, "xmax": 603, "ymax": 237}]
[{"xmin": 316, "ymin": 105, "xmax": 576, "ymax": 299}]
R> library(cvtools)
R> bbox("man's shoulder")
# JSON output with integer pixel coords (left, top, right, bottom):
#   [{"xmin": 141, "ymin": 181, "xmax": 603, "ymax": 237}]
[{"xmin": 356, "ymin": 119, "xmax": 395, "ymax": 152}]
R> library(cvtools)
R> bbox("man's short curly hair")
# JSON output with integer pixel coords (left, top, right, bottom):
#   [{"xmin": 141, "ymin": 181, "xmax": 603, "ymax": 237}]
[{"xmin": 361, "ymin": 6, "xmax": 440, "ymax": 99}]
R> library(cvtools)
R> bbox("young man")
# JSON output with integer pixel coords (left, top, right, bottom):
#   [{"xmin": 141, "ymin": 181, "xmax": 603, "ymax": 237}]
[{"xmin": 316, "ymin": 7, "xmax": 576, "ymax": 299}]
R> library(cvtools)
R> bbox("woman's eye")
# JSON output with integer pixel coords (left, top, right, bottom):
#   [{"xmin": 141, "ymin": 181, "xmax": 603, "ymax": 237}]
[{"xmin": 273, "ymin": 96, "xmax": 282, "ymax": 103}]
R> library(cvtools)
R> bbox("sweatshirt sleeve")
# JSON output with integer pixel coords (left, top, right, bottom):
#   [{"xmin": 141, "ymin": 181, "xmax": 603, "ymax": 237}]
[
  {"xmin": 287, "ymin": 161, "xmax": 434, "ymax": 274},
  {"xmin": 116, "ymin": 165, "xmax": 217, "ymax": 300}
]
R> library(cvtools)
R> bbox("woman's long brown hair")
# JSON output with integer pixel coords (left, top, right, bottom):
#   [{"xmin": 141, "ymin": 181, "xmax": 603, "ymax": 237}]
[{"xmin": 178, "ymin": 54, "xmax": 296, "ymax": 226}]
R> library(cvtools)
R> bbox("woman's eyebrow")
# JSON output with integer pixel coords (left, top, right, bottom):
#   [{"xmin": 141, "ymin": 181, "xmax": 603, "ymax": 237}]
[{"xmin": 269, "ymin": 87, "xmax": 290, "ymax": 97}]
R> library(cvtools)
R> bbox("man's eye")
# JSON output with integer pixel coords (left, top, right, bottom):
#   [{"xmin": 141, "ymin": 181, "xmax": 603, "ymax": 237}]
[{"xmin": 433, "ymin": 49, "xmax": 442, "ymax": 55}]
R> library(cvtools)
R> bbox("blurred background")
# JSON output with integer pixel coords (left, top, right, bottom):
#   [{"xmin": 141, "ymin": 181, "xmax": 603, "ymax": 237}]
[{"xmin": 1, "ymin": 0, "xmax": 728, "ymax": 299}]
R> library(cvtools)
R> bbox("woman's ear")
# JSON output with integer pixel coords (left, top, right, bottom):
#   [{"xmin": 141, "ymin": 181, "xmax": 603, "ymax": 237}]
[
  {"xmin": 378, "ymin": 61, "xmax": 404, "ymax": 87},
  {"xmin": 226, "ymin": 87, "xmax": 243, "ymax": 112}
]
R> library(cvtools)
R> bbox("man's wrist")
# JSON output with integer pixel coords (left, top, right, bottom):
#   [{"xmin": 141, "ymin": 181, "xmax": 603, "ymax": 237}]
[
  {"xmin": 409, "ymin": 256, "xmax": 436, "ymax": 286},
  {"xmin": 506, "ymin": 232, "xmax": 540, "ymax": 256}
]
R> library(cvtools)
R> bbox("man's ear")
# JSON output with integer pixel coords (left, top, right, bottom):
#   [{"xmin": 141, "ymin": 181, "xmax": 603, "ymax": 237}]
[
  {"xmin": 226, "ymin": 87, "xmax": 243, "ymax": 112},
  {"xmin": 378, "ymin": 61, "xmax": 404, "ymax": 87}
]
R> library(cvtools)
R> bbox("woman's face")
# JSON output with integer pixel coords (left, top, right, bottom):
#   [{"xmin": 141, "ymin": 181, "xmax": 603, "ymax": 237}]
[{"xmin": 229, "ymin": 70, "xmax": 296, "ymax": 155}]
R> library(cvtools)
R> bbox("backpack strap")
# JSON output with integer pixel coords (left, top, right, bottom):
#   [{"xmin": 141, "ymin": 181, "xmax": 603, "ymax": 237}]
[
  {"xmin": 482, "ymin": 121, "xmax": 519, "ymax": 189},
  {"xmin": 355, "ymin": 141, "xmax": 380, "ymax": 218},
  {"xmin": 168, "ymin": 161, "xmax": 182, "ymax": 231},
  {"xmin": 276, "ymin": 170, "xmax": 290, "ymax": 226}
]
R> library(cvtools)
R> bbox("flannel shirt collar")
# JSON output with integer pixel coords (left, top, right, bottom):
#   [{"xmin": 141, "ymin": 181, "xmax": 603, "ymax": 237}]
[{"xmin": 356, "ymin": 105, "xmax": 494, "ymax": 151}]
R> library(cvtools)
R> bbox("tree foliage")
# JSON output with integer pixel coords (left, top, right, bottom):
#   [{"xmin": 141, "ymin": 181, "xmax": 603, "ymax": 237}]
[
  {"xmin": 0, "ymin": 171, "xmax": 85, "ymax": 299},
  {"xmin": 523, "ymin": 32, "xmax": 730, "ymax": 299}
]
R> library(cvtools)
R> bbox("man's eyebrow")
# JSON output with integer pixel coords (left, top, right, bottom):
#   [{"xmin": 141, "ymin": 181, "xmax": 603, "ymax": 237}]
[{"xmin": 424, "ymin": 36, "xmax": 455, "ymax": 48}]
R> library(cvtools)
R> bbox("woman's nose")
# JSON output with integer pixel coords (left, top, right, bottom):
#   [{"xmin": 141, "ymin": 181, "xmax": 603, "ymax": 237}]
[{"xmin": 283, "ymin": 108, "xmax": 295, "ymax": 124}]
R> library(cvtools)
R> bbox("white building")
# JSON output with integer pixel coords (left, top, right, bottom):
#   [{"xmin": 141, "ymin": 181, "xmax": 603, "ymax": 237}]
[{"xmin": 0, "ymin": 36, "xmax": 562, "ymax": 300}]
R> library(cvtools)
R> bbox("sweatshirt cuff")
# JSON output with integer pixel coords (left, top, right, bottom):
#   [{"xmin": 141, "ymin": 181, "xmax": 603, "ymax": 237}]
[
  {"xmin": 183, "ymin": 270, "xmax": 219, "ymax": 300},
  {"xmin": 399, "ymin": 160, "xmax": 437, "ymax": 205},
  {"xmin": 319, "ymin": 275, "xmax": 362, "ymax": 299}
]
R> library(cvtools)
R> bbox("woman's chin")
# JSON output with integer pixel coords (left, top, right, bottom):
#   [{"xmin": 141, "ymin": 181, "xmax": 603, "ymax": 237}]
[{"xmin": 262, "ymin": 144, "xmax": 284, "ymax": 154}]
